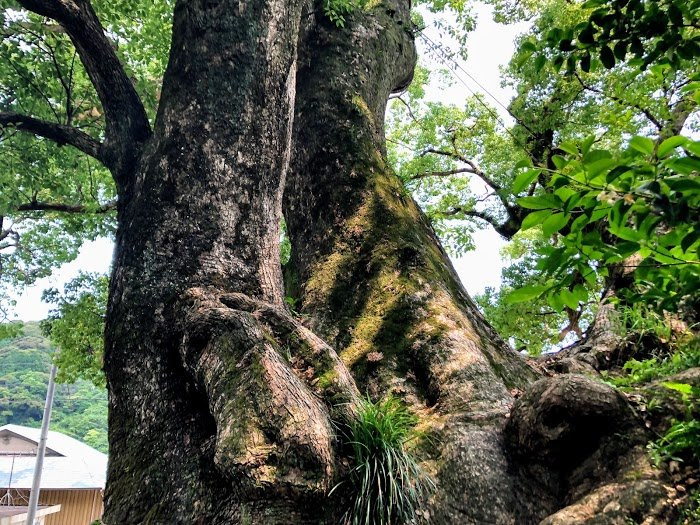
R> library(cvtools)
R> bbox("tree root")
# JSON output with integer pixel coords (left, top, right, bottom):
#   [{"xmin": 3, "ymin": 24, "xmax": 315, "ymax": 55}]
[{"xmin": 177, "ymin": 287, "xmax": 359, "ymax": 498}]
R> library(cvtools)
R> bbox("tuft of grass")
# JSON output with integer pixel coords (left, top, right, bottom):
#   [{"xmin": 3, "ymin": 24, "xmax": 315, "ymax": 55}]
[
  {"xmin": 332, "ymin": 396, "xmax": 434, "ymax": 525},
  {"xmin": 604, "ymin": 336, "xmax": 700, "ymax": 388},
  {"xmin": 649, "ymin": 382, "xmax": 700, "ymax": 467}
]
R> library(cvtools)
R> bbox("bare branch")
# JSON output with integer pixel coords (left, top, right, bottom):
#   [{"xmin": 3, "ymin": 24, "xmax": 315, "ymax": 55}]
[
  {"xmin": 421, "ymin": 148, "xmax": 503, "ymax": 191},
  {"xmin": 16, "ymin": 199, "xmax": 117, "ymax": 214},
  {"xmin": 391, "ymin": 95, "xmax": 420, "ymax": 124},
  {"xmin": 409, "ymin": 167, "xmax": 477, "ymax": 181},
  {"xmin": 0, "ymin": 111, "xmax": 105, "ymax": 162}
]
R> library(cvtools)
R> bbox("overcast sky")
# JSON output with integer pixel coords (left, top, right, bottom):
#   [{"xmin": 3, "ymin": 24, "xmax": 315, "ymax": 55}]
[{"xmin": 11, "ymin": 4, "xmax": 530, "ymax": 321}]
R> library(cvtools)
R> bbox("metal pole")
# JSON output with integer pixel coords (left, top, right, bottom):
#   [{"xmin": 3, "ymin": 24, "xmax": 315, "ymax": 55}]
[{"xmin": 26, "ymin": 364, "xmax": 57, "ymax": 525}]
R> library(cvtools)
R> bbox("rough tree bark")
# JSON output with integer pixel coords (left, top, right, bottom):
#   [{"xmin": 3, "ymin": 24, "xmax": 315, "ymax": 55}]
[
  {"xmin": 103, "ymin": 1, "xmax": 359, "ymax": 522},
  {"xmin": 285, "ymin": 3, "xmax": 552, "ymax": 523},
  {"xmin": 5, "ymin": 0, "xmax": 680, "ymax": 523},
  {"xmin": 285, "ymin": 3, "xmax": 677, "ymax": 524}
]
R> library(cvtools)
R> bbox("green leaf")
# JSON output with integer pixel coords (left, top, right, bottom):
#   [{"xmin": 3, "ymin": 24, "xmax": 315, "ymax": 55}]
[
  {"xmin": 657, "ymin": 136, "xmax": 688, "ymax": 158},
  {"xmin": 542, "ymin": 212, "xmax": 569, "ymax": 237},
  {"xmin": 512, "ymin": 168, "xmax": 541, "ymax": 194},
  {"xmin": 560, "ymin": 289, "xmax": 579, "ymax": 310},
  {"xmin": 663, "ymin": 382, "xmax": 693, "ymax": 397},
  {"xmin": 681, "ymin": 229, "xmax": 700, "ymax": 252},
  {"xmin": 580, "ymin": 52, "xmax": 591, "ymax": 72},
  {"xmin": 518, "ymin": 195, "xmax": 562, "ymax": 210},
  {"xmin": 586, "ymin": 158, "xmax": 616, "ymax": 178},
  {"xmin": 551, "ymin": 155, "xmax": 569, "ymax": 169},
  {"xmin": 535, "ymin": 54, "xmax": 547, "ymax": 72},
  {"xmin": 606, "ymin": 165, "xmax": 631, "ymax": 183},
  {"xmin": 558, "ymin": 141, "xmax": 579, "ymax": 155},
  {"xmin": 684, "ymin": 140, "xmax": 700, "ymax": 157},
  {"xmin": 507, "ymin": 285, "xmax": 547, "ymax": 304},
  {"xmin": 521, "ymin": 209, "xmax": 552, "ymax": 230},
  {"xmin": 613, "ymin": 41, "xmax": 628, "ymax": 60},
  {"xmin": 629, "ymin": 136, "xmax": 655, "ymax": 156},
  {"xmin": 666, "ymin": 157, "xmax": 700, "ymax": 175},
  {"xmin": 520, "ymin": 41, "xmax": 537, "ymax": 53},
  {"xmin": 665, "ymin": 177, "xmax": 700, "ymax": 192},
  {"xmin": 600, "ymin": 45, "xmax": 615, "ymax": 69}
]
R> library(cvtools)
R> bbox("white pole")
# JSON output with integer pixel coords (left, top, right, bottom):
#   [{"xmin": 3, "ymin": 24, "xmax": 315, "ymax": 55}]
[{"xmin": 26, "ymin": 364, "xmax": 57, "ymax": 525}]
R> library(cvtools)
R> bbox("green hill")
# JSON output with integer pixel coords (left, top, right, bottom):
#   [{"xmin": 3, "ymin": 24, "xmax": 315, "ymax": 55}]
[{"xmin": 0, "ymin": 323, "xmax": 108, "ymax": 452}]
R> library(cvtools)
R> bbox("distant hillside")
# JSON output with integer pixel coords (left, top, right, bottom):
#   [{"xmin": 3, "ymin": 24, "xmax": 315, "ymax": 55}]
[{"xmin": 0, "ymin": 322, "xmax": 108, "ymax": 452}]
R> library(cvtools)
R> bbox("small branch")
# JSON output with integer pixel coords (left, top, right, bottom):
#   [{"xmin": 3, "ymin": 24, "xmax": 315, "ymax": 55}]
[
  {"xmin": 0, "ymin": 111, "xmax": 105, "ymax": 162},
  {"xmin": 422, "ymin": 148, "xmax": 503, "ymax": 191},
  {"xmin": 16, "ymin": 199, "xmax": 117, "ymax": 214},
  {"xmin": 391, "ymin": 95, "xmax": 420, "ymax": 124},
  {"xmin": 409, "ymin": 167, "xmax": 477, "ymax": 181}
]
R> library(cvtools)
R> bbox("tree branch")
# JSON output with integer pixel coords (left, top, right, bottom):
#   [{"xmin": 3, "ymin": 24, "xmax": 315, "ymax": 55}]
[
  {"xmin": 0, "ymin": 111, "xmax": 105, "ymax": 162},
  {"xmin": 422, "ymin": 148, "xmax": 503, "ymax": 191},
  {"xmin": 433, "ymin": 206, "xmax": 519, "ymax": 239},
  {"xmin": 16, "ymin": 199, "xmax": 117, "ymax": 214},
  {"xmin": 409, "ymin": 167, "xmax": 477, "ymax": 181},
  {"xmin": 15, "ymin": 0, "xmax": 151, "ymax": 178}
]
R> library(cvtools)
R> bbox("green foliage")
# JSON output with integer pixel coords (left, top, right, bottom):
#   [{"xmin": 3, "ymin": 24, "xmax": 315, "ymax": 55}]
[
  {"xmin": 678, "ymin": 488, "xmax": 700, "ymax": 524},
  {"xmin": 0, "ymin": 0, "xmax": 172, "ymax": 319},
  {"xmin": 323, "ymin": 0, "xmax": 364, "ymax": 27},
  {"xmin": 0, "ymin": 322, "xmax": 108, "ymax": 452},
  {"xmin": 509, "ymin": 134, "xmax": 700, "ymax": 314},
  {"xmin": 649, "ymin": 382, "xmax": 700, "ymax": 466},
  {"xmin": 476, "ymin": 232, "xmax": 594, "ymax": 355},
  {"xmin": 605, "ymin": 324, "xmax": 699, "ymax": 387},
  {"xmin": 41, "ymin": 273, "xmax": 108, "ymax": 387},
  {"xmin": 523, "ymin": 0, "xmax": 700, "ymax": 74},
  {"xmin": 387, "ymin": 65, "xmax": 524, "ymax": 255},
  {"xmin": 332, "ymin": 396, "xmax": 433, "ymax": 525}
]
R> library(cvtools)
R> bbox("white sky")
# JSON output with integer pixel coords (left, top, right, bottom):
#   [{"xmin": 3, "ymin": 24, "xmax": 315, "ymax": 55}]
[{"xmin": 11, "ymin": 5, "xmax": 530, "ymax": 321}]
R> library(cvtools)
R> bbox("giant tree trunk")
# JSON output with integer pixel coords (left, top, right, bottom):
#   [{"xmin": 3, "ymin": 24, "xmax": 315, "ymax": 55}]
[
  {"xmin": 284, "ymin": 3, "xmax": 557, "ymax": 523},
  {"xmin": 284, "ymin": 4, "xmax": 675, "ymax": 524},
  {"xmin": 97, "ymin": 1, "xmax": 673, "ymax": 523},
  {"xmin": 104, "ymin": 1, "xmax": 357, "ymax": 522}
]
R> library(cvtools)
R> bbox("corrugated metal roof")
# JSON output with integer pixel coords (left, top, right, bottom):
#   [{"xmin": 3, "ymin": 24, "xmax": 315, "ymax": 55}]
[{"xmin": 0, "ymin": 424, "xmax": 107, "ymax": 490}]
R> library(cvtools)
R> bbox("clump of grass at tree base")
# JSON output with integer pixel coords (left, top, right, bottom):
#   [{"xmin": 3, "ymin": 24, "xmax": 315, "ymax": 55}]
[
  {"xmin": 648, "ymin": 382, "xmax": 700, "ymax": 469},
  {"xmin": 602, "ymin": 305, "xmax": 700, "ymax": 388},
  {"xmin": 331, "ymin": 395, "xmax": 434, "ymax": 525},
  {"xmin": 605, "ymin": 338, "xmax": 700, "ymax": 388}
]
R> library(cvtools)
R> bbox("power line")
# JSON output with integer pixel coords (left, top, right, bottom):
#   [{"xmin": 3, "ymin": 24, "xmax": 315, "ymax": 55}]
[{"xmin": 417, "ymin": 31, "xmax": 536, "ymax": 152}]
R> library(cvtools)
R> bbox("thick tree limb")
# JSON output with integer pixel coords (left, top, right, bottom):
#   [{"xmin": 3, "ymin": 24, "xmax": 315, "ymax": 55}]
[
  {"xmin": 15, "ymin": 0, "xmax": 151, "ymax": 178},
  {"xmin": 0, "ymin": 111, "xmax": 105, "ymax": 162},
  {"xmin": 409, "ymin": 167, "xmax": 478, "ymax": 181},
  {"xmin": 434, "ymin": 206, "xmax": 520, "ymax": 238},
  {"xmin": 16, "ymin": 199, "xmax": 117, "ymax": 214}
]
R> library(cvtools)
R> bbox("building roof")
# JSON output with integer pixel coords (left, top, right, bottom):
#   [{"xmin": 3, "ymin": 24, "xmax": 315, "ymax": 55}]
[{"xmin": 0, "ymin": 424, "xmax": 107, "ymax": 490}]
